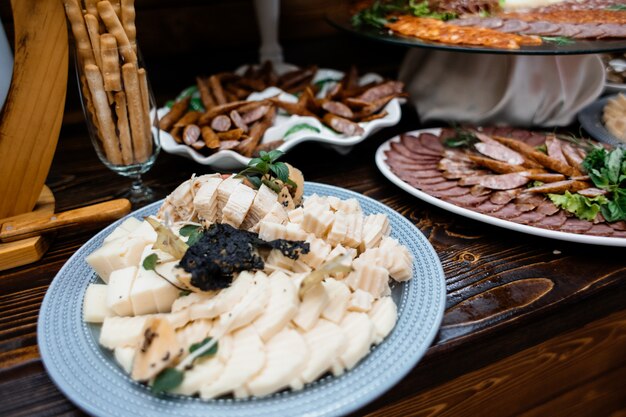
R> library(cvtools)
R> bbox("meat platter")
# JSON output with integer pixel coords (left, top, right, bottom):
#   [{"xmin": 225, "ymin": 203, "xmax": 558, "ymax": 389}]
[
  {"xmin": 328, "ymin": 0, "xmax": 626, "ymax": 54},
  {"xmin": 376, "ymin": 128, "xmax": 626, "ymax": 246}
]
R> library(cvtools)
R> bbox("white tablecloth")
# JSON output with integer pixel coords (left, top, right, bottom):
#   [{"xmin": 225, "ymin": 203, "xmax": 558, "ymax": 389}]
[{"xmin": 399, "ymin": 50, "xmax": 605, "ymax": 127}]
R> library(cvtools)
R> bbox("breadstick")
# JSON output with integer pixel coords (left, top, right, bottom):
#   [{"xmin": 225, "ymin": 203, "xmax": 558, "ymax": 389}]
[
  {"xmin": 110, "ymin": 0, "xmax": 122, "ymax": 17},
  {"xmin": 122, "ymin": 63, "xmax": 148, "ymax": 163},
  {"xmin": 84, "ymin": 64, "xmax": 123, "ymax": 165},
  {"xmin": 84, "ymin": 14, "xmax": 103, "ymax": 71},
  {"xmin": 114, "ymin": 92, "xmax": 134, "ymax": 164},
  {"xmin": 100, "ymin": 34, "xmax": 122, "ymax": 91},
  {"xmin": 62, "ymin": 0, "xmax": 95, "ymax": 66},
  {"xmin": 137, "ymin": 68, "xmax": 153, "ymax": 157},
  {"xmin": 85, "ymin": 0, "xmax": 99, "ymax": 17},
  {"xmin": 80, "ymin": 74, "xmax": 101, "ymax": 135},
  {"xmin": 97, "ymin": 1, "xmax": 137, "ymax": 64},
  {"xmin": 121, "ymin": 0, "xmax": 136, "ymax": 50}
]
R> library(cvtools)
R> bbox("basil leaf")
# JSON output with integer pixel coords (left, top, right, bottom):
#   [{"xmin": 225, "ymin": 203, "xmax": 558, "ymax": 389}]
[
  {"xmin": 176, "ymin": 85, "xmax": 198, "ymax": 101},
  {"xmin": 284, "ymin": 123, "xmax": 320, "ymax": 138},
  {"xmin": 189, "ymin": 97, "xmax": 205, "ymax": 112},
  {"xmin": 179, "ymin": 225, "xmax": 203, "ymax": 247},
  {"xmin": 151, "ymin": 368, "xmax": 184, "ymax": 394},
  {"xmin": 607, "ymin": 149, "xmax": 624, "ymax": 185},
  {"xmin": 313, "ymin": 78, "xmax": 341, "ymax": 90},
  {"xmin": 259, "ymin": 151, "xmax": 269, "ymax": 161},
  {"xmin": 248, "ymin": 176, "xmax": 262, "ymax": 189},
  {"xmin": 268, "ymin": 149, "xmax": 284, "ymax": 163},
  {"xmin": 270, "ymin": 162, "xmax": 290, "ymax": 183},
  {"xmin": 142, "ymin": 253, "xmax": 159, "ymax": 271},
  {"xmin": 189, "ymin": 338, "xmax": 219, "ymax": 358}
]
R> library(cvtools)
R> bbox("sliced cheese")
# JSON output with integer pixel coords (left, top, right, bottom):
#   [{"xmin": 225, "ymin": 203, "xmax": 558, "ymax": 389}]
[
  {"xmin": 253, "ymin": 271, "xmax": 299, "ymax": 341},
  {"xmin": 199, "ymin": 326, "xmax": 265, "ymax": 399},
  {"xmin": 222, "ymin": 183, "xmax": 256, "ymax": 228},
  {"xmin": 193, "ymin": 176, "xmax": 223, "ymax": 223},
  {"xmin": 246, "ymin": 327, "xmax": 309, "ymax": 397}
]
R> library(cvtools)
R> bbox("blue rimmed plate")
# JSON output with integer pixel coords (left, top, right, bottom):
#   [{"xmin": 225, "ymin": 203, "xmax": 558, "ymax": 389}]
[{"xmin": 38, "ymin": 182, "xmax": 446, "ymax": 417}]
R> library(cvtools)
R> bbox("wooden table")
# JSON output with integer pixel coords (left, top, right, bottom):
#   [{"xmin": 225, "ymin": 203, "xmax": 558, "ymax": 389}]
[{"xmin": 1, "ymin": 110, "xmax": 626, "ymax": 417}]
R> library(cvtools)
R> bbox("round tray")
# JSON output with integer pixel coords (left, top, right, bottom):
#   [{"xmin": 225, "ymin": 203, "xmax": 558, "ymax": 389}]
[
  {"xmin": 327, "ymin": 10, "xmax": 626, "ymax": 55},
  {"xmin": 38, "ymin": 182, "xmax": 447, "ymax": 417}
]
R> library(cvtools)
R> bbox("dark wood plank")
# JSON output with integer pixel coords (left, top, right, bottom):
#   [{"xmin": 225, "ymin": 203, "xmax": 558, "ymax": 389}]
[{"xmin": 362, "ymin": 308, "xmax": 626, "ymax": 417}]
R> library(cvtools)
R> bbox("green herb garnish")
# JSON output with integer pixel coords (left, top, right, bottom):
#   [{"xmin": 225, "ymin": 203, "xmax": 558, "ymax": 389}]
[
  {"xmin": 548, "ymin": 191, "xmax": 608, "ymax": 222},
  {"xmin": 175, "ymin": 85, "xmax": 198, "ymax": 101},
  {"xmin": 189, "ymin": 97, "xmax": 205, "ymax": 112},
  {"xmin": 443, "ymin": 129, "xmax": 478, "ymax": 149},
  {"xmin": 179, "ymin": 225, "xmax": 204, "ymax": 246},
  {"xmin": 284, "ymin": 123, "xmax": 321, "ymax": 138},
  {"xmin": 580, "ymin": 146, "xmax": 626, "ymax": 222},
  {"xmin": 313, "ymin": 78, "xmax": 342, "ymax": 90},
  {"xmin": 151, "ymin": 368, "xmax": 184, "ymax": 394},
  {"xmin": 189, "ymin": 338, "xmax": 219, "ymax": 358},
  {"xmin": 408, "ymin": 0, "xmax": 456, "ymax": 20},
  {"xmin": 237, "ymin": 150, "xmax": 296, "ymax": 189},
  {"xmin": 179, "ymin": 290, "xmax": 191, "ymax": 297},
  {"xmin": 351, "ymin": 0, "xmax": 456, "ymax": 30},
  {"xmin": 142, "ymin": 253, "xmax": 159, "ymax": 271},
  {"xmin": 608, "ymin": 4, "xmax": 626, "ymax": 11},
  {"xmin": 541, "ymin": 36, "xmax": 574, "ymax": 45},
  {"xmin": 535, "ymin": 144, "xmax": 548, "ymax": 154}
]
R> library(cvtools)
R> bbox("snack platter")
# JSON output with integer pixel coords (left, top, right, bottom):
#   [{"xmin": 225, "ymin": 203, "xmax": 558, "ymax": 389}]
[
  {"xmin": 376, "ymin": 128, "xmax": 626, "ymax": 247},
  {"xmin": 158, "ymin": 65, "xmax": 403, "ymax": 169},
  {"xmin": 328, "ymin": 3, "xmax": 626, "ymax": 55},
  {"xmin": 38, "ymin": 179, "xmax": 446, "ymax": 417},
  {"xmin": 578, "ymin": 95, "xmax": 626, "ymax": 148}
]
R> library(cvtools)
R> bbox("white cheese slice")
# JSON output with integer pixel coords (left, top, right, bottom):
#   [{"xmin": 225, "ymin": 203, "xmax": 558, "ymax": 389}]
[
  {"xmin": 369, "ymin": 297, "xmax": 398, "ymax": 345},
  {"xmin": 292, "ymin": 283, "xmax": 329, "ymax": 331},
  {"xmin": 253, "ymin": 271, "xmax": 299, "ymax": 342},
  {"xmin": 299, "ymin": 318, "xmax": 346, "ymax": 383},
  {"xmin": 199, "ymin": 326, "xmax": 265, "ymax": 399},
  {"xmin": 338, "ymin": 312, "xmax": 374, "ymax": 370},
  {"xmin": 246, "ymin": 327, "xmax": 309, "ymax": 397},
  {"xmin": 321, "ymin": 278, "xmax": 351, "ymax": 323},
  {"xmin": 222, "ymin": 183, "xmax": 256, "ymax": 228}
]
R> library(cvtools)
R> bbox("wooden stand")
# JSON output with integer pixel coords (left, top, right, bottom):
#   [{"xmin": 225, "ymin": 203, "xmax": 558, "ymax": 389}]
[
  {"xmin": 0, "ymin": 187, "xmax": 55, "ymax": 271},
  {"xmin": 0, "ymin": 0, "xmax": 66, "ymax": 270}
]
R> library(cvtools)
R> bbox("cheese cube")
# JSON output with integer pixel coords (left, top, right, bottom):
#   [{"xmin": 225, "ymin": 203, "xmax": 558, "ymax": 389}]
[
  {"xmin": 83, "ymin": 284, "xmax": 113, "ymax": 323},
  {"xmin": 86, "ymin": 236, "xmax": 150, "ymax": 283},
  {"xmin": 106, "ymin": 266, "xmax": 138, "ymax": 316},
  {"xmin": 130, "ymin": 249, "xmax": 179, "ymax": 315},
  {"xmin": 103, "ymin": 217, "xmax": 143, "ymax": 244},
  {"xmin": 99, "ymin": 315, "xmax": 152, "ymax": 349}
]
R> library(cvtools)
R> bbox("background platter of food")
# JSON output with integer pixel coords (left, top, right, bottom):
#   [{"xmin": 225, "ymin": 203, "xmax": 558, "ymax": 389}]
[
  {"xmin": 578, "ymin": 94, "xmax": 626, "ymax": 148},
  {"xmin": 330, "ymin": 0, "xmax": 626, "ymax": 53},
  {"xmin": 602, "ymin": 52, "xmax": 626, "ymax": 93},
  {"xmin": 376, "ymin": 127, "xmax": 626, "ymax": 247},
  {"xmin": 157, "ymin": 63, "xmax": 404, "ymax": 170}
]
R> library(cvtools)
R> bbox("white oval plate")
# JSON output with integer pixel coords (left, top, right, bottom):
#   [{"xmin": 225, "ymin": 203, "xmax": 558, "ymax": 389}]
[
  {"xmin": 38, "ymin": 182, "xmax": 446, "ymax": 417},
  {"xmin": 376, "ymin": 128, "xmax": 626, "ymax": 247},
  {"xmin": 158, "ymin": 66, "xmax": 402, "ymax": 170}
]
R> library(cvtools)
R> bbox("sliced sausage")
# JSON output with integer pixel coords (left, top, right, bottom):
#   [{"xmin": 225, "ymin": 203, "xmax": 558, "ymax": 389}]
[{"xmin": 478, "ymin": 173, "xmax": 530, "ymax": 190}]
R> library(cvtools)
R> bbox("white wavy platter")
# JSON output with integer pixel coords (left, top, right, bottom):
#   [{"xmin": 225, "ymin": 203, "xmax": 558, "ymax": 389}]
[
  {"xmin": 375, "ymin": 128, "xmax": 626, "ymax": 247},
  {"xmin": 159, "ymin": 66, "xmax": 402, "ymax": 170}
]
